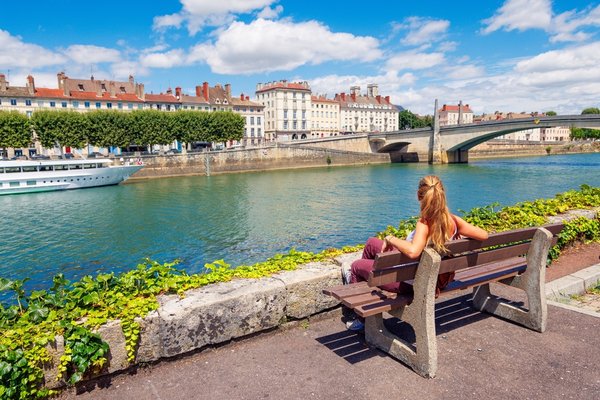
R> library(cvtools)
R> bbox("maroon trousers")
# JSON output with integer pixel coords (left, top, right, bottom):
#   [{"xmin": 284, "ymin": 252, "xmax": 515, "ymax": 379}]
[{"xmin": 350, "ymin": 237, "xmax": 454, "ymax": 295}]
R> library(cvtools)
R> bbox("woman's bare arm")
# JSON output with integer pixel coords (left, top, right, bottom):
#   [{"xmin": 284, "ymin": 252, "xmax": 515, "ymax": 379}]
[
  {"xmin": 453, "ymin": 215, "xmax": 489, "ymax": 241},
  {"xmin": 383, "ymin": 220, "xmax": 429, "ymax": 259}
]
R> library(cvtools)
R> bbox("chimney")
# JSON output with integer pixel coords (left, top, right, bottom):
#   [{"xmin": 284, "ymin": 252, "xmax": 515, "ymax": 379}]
[
  {"xmin": 376, "ymin": 95, "xmax": 381, "ymax": 103},
  {"xmin": 195, "ymin": 85, "xmax": 202, "ymax": 97},
  {"xmin": 135, "ymin": 83, "xmax": 145, "ymax": 100},
  {"xmin": 109, "ymin": 81, "xmax": 116, "ymax": 98},
  {"xmin": 385, "ymin": 96, "xmax": 390, "ymax": 103},
  {"xmin": 351, "ymin": 92, "xmax": 356, "ymax": 102},
  {"xmin": 240, "ymin": 93, "xmax": 245, "ymax": 100},
  {"xmin": 246, "ymin": 95, "xmax": 250, "ymax": 101},
  {"xmin": 57, "ymin": 72, "xmax": 66, "ymax": 89},
  {"xmin": 129, "ymin": 75, "xmax": 134, "ymax": 85},
  {"xmin": 175, "ymin": 87, "xmax": 181, "ymax": 98},
  {"xmin": 225, "ymin": 83, "xmax": 231, "ymax": 97},
  {"xmin": 166, "ymin": 87, "xmax": 173, "ymax": 95},
  {"xmin": 26, "ymin": 75, "xmax": 35, "ymax": 95},
  {"xmin": 367, "ymin": 84, "xmax": 378, "ymax": 97},
  {"xmin": 0, "ymin": 74, "xmax": 7, "ymax": 91},
  {"xmin": 203, "ymin": 82, "xmax": 209, "ymax": 101},
  {"xmin": 96, "ymin": 81, "xmax": 102, "ymax": 97},
  {"xmin": 350, "ymin": 86, "xmax": 360, "ymax": 96},
  {"xmin": 340, "ymin": 92, "xmax": 346, "ymax": 102}
]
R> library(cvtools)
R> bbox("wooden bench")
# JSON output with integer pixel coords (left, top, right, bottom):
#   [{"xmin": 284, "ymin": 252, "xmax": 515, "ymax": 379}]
[{"xmin": 323, "ymin": 223, "xmax": 563, "ymax": 378}]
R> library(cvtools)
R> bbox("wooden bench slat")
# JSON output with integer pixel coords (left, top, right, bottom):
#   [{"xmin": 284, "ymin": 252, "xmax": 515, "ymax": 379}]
[
  {"xmin": 322, "ymin": 281, "xmax": 370, "ymax": 300},
  {"xmin": 354, "ymin": 294, "xmax": 412, "ymax": 318},
  {"xmin": 341, "ymin": 290, "xmax": 398, "ymax": 309}
]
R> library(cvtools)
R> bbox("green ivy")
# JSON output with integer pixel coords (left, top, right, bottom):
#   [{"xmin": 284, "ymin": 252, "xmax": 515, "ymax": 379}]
[{"xmin": 0, "ymin": 186, "xmax": 598, "ymax": 399}]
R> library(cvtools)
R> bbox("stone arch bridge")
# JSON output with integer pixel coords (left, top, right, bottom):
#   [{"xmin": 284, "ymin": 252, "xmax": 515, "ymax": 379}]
[{"xmin": 368, "ymin": 114, "xmax": 600, "ymax": 163}]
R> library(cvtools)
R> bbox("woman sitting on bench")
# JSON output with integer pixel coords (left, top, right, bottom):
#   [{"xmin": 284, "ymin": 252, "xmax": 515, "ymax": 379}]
[{"xmin": 345, "ymin": 175, "xmax": 488, "ymax": 330}]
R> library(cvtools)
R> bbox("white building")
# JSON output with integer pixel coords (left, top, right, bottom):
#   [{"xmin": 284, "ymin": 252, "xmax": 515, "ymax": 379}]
[
  {"xmin": 255, "ymin": 80, "xmax": 311, "ymax": 141},
  {"xmin": 335, "ymin": 84, "xmax": 398, "ymax": 133},
  {"xmin": 310, "ymin": 95, "xmax": 340, "ymax": 138},
  {"xmin": 438, "ymin": 103, "xmax": 474, "ymax": 126}
]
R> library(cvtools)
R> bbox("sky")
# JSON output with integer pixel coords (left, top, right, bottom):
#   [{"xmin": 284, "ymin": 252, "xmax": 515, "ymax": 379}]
[{"xmin": 1, "ymin": 0, "xmax": 600, "ymax": 115}]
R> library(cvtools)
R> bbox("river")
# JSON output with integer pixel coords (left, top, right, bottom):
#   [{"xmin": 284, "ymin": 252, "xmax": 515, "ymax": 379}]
[{"xmin": 1, "ymin": 153, "xmax": 598, "ymax": 293}]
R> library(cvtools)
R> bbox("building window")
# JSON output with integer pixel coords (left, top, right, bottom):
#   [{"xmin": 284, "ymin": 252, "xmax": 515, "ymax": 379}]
[
  {"xmin": 73, "ymin": 101, "xmax": 79, "ymax": 108},
  {"xmin": 128, "ymin": 103, "xmax": 133, "ymax": 109},
  {"xmin": 37, "ymin": 101, "xmax": 44, "ymax": 107},
  {"xmin": 250, "ymin": 116, "xmax": 254, "ymax": 125},
  {"xmin": 283, "ymin": 121, "xmax": 288, "ymax": 129},
  {"xmin": 257, "ymin": 116, "xmax": 261, "ymax": 124},
  {"xmin": 118, "ymin": 103, "xmax": 123, "ymax": 109},
  {"xmin": 10, "ymin": 99, "xmax": 17, "ymax": 106},
  {"xmin": 95, "ymin": 102, "xmax": 101, "ymax": 109},
  {"xmin": 50, "ymin": 101, "xmax": 56, "ymax": 107},
  {"xmin": 107, "ymin": 103, "xmax": 112, "ymax": 109},
  {"xmin": 78, "ymin": 84, "xmax": 84, "ymax": 91},
  {"xmin": 138, "ymin": 104, "xmax": 143, "ymax": 109},
  {"xmin": 25, "ymin": 99, "xmax": 32, "ymax": 106},
  {"xmin": 61, "ymin": 102, "xmax": 67, "ymax": 108},
  {"xmin": 101, "ymin": 83, "xmax": 107, "ymax": 92},
  {"xmin": 283, "ymin": 110, "xmax": 288, "ymax": 118},
  {"xmin": 120, "ymin": 86, "xmax": 126, "ymax": 93},
  {"xmin": 251, "ymin": 128, "xmax": 255, "ymax": 136},
  {"xmin": 85, "ymin": 102, "xmax": 90, "ymax": 108},
  {"xmin": 293, "ymin": 121, "xmax": 297, "ymax": 130},
  {"xmin": 258, "ymin": 128, "xmax": 261, "ymax": 136}
]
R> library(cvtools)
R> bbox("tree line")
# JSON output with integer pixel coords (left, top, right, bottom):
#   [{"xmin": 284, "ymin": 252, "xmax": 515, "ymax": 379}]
[{"xmin": 0, "ymin": 110, "xmax": 245, "ymax": 152}]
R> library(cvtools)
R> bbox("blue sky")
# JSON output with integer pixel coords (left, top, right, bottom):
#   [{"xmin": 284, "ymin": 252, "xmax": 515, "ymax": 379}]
[{"xmin": 1, "ymin": 0, "xmax": 600, "ymax": 115}]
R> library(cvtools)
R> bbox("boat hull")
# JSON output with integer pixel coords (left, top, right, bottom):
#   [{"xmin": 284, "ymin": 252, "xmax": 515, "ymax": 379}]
[{"xmin": 0, "ymin": 163, "xmax": 143, "ymax": 195}]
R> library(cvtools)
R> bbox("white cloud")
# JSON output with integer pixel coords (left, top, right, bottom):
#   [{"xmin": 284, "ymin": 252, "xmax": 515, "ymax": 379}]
[
  {"xmin": 515, "ymin": 42, "xmax": 600, "ymax": 73},
  {"xmin": 153, "ymin": 0, "xmax": 278, "ymax": 34},
  {"xmin": 550, "ymin": 5, "xmax": 600, "ymax": 43},
  {"xmin": 257, "ymin": 5, "xmax": 283, "ymax": 19},
  {"xmin": 189, "ymin": 19, "xmax": 382, "ymax": 74},
  {"xmin": 0, "ymin": 29, "xmax": 65, "ymax": 69},
  {"xmin": 481, "ymin": 0, "xmax": 552, "ymax": 34},
  {"xmin": 444, "ymin": 64, "xmax": 485, "ymax": 80},
  {"xmin": 140, "ymin": 49, "xmax": 187, "ymax": 68},
  {"xmin": 63, "ymin": 45, "xmax": 121, "ymax": 64},
  {"xmin": 385, "ymin": 51, "xmax": 445, "ymax": 72},
  {"xmin": 400, "ymin": 17, "xmax": 450, "ymax": 46}
]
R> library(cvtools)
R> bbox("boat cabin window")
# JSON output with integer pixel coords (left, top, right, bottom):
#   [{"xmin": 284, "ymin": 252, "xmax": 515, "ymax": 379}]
[
  {"xmin": 22, "ymin": 166, "xmax": 37, "ymax": 172},
  {"xmin": 4, "ymin": 167, "xmax": 21, "ymax": 173},
  {"xmin": 83, "ymin": 164, "xmax": 96, "ymax": 169},
  {"xmin": 39, "ymin": 165, "xmax": 53, "ymax": 172},
  {"xmin": 69, "ymin": 164, "xmax": 83, "ymax": 170},
  {"xmin": 26, "ymin": 181, "xmax": 36, "ymax": 186},
  {"xmin": 9, "ymin": 182, "xmax": 20, "ymax": 187},
  {"xmin": 53, "ymin": 165, "xmax": 68, "ymax": 171}
]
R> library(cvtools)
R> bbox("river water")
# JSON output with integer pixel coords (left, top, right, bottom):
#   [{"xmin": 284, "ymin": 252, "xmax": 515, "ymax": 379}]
[{"xmin": 1, "ymin": 153, "xmax": 598, "ymax": 293}]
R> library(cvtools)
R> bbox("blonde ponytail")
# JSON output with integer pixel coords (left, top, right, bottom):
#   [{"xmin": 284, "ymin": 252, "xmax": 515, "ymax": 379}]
[{"xmin": 417, "ymin": 175, "xmax": 453, "ymax": 253}]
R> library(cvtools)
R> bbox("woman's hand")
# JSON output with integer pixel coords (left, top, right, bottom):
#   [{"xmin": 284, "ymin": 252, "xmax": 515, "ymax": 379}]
[{"xmin": 382, "ymin": 235, "xmax": 394, "ymax": 252}]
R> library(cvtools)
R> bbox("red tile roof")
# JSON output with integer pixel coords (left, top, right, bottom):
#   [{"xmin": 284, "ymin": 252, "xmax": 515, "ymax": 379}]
[
  {"xmin": 440, "ymin": 104, "xmax": 473, "ymax": 113},
  {"xmin": 34, "ymin": 88, "xmax": 66, "ymax": 98},
  {"xmin": 256, "ymin": 82, "xmax": 311, "ymax": 93}
]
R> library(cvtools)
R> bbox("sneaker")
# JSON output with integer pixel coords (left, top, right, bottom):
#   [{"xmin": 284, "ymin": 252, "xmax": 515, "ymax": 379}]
[
  {"xmin": 341, "ymin": 262, "xmax": 352, "ymax": 285},
  {"xmin": 345, "ymin": 319, "xmax": 365, "ymax": 331}
]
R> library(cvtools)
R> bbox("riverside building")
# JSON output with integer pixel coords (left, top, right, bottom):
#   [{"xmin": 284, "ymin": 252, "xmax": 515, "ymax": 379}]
[
  {"xmin": 335, "ymin": 84, "xmax": 398, "ymax": 134},
  {"xmin": 0, "ymin": 73, "xmax": 265, "ymax": 156},
  {"xmin": 310, "ymin": 95, "xmax": 340, "ymax": 138},
  {"xmin": 255, "ymin": 80, "xmax": 312, "ymax": 142},
  {"xmin": 438, "ymin": 102, "xmax": 474, "ymax": 126}
]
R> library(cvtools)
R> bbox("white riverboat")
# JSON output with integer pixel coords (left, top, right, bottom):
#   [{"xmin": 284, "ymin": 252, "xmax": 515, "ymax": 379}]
[{"xmin": 0, "ymin": 158, "xmax": 143, "ymax": 195}]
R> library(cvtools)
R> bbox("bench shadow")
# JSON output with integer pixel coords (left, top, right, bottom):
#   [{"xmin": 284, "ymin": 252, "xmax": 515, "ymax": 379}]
[{"xmin": 316, "ymin": 293, "xmax": 526, "ymax": 364}]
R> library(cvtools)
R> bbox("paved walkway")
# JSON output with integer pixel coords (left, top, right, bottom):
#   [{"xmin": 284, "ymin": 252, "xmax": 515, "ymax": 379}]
[{"xmin": 60, "ymin": 288, "xmax": 600, "ymax": 400}]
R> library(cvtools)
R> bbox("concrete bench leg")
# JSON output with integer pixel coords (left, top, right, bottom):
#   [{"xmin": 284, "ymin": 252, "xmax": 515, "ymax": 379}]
[
  {"xmin": 364, "ymin": 248, "xmax": 441, "ymax": 378},
  {"xmin": 472, "ymin": 227, "xmax": 552, "ymax": 332}
]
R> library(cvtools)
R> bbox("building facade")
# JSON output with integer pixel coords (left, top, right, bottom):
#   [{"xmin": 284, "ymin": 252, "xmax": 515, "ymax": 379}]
[
  {"xmin": 255, "ymin": 80, "xmax": 312, "ymax": 141},
  {"xmin": 335, "ymin": 84, "xmax": 398, "ymax": 134},
  {"xmin": 438, "ymin": 102, "xmax": 474, "ymax": 126},
  {"xmin": 310, "ymin": 95, "xmax": 340, "ymax": 138}
]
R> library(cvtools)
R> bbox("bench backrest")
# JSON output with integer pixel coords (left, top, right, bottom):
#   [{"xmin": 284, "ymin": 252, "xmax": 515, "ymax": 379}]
[{"xmin": 368, "ymin": 223, "xmax": 563, "ymax": 287}]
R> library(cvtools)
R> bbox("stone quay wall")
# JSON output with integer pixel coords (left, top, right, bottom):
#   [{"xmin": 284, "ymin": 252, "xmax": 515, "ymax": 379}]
[
  {"xmin": 470, "ymin": 140, "xmax": 600, "ymax": 159},
  {"xmin": 130, "ymin": 145, "xmax": 390, "ymax": 179},
  {"xmin": 41, "ymin": 210, "xmax": 598, "ymax": 390}
]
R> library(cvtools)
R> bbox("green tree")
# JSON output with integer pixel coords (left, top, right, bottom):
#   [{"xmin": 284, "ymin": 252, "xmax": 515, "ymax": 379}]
[
  {"xmin": 86, "ymin": 110, "xmax": 132, "ymax": 148},
  {"xmin": 170, "ymin": 111, "xmax": 210, "ymax": 147},
  {"xmin": 581, "ymin": 107, "xmax": 600, "ymax": 114},
  {"xmin": 398, "ymin": 110, "xmax": 433, "ymax": 129},
  {"xmin": 128, "ymin": 110, "xmax": 174, "ymax": 150},
  {"xmin": 206, "ymin": 111, "xmax": 244, "ymax": 143},
  {"xmin": 0, "ymin": 111, "xmax": 32, "ymax": 154},
  {"xmin": 30, "ymin": 110, "xmax": 88, "ymax": 149},
  {"xmin": 545, "ymin": 111, "xmax": 557, "ymax": 116}
]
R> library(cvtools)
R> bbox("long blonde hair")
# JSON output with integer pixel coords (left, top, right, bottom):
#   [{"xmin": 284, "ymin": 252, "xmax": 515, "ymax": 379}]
[{"xmin": 417, "ymin": 175, "xmax": 453, "ymax": 253}]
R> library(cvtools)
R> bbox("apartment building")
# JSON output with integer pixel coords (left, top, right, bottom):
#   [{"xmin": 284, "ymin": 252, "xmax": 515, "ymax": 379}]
[
  {"xmin": 438, "ymin": 102, "xmax": 474, "ymax": 126},
  {"xmin": 255, "ymin": 80, "xmax": 311, "ymax": 141},
  {"xmin": 310, "ymin": 95, "xmax": 340, "ymax": 138},
  {"xmin": 335, "ymin": 84, "xmax": 398, "ymax": 133}
]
